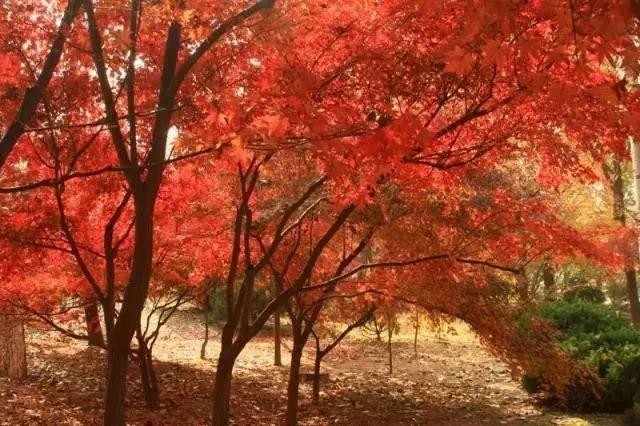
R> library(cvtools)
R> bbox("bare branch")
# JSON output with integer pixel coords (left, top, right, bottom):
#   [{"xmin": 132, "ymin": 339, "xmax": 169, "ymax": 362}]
[
  {"xmin": 302, "ymin": 255, "xmax": 521, "ymax": 293},
  {"xmin": 172, "ymin": 0, "xmax": 276, "ymax": 92}
]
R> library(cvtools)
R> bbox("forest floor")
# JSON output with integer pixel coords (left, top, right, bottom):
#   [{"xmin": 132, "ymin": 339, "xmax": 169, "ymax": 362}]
[{"xmin": 0, "ymin": 310, "xmax": 625, "ymax": 425}]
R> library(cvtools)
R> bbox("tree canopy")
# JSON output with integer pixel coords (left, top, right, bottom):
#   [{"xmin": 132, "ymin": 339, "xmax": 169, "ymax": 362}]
[{"xmin": 1, "ymin": 1, "xmax": 640, "ymax": 425}]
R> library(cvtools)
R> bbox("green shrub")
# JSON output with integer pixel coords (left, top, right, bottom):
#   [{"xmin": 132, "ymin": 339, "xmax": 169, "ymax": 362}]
[
  {"xmin": 206, "ymin": 286, "xmax": 271, "ymax": 323},
  {"xmin": 562, "ymin": 286, "xmax": 606, "ymax": 304},
  {"xmin": 523, "ymin": 300, "xmax": 640, "ymax": 414},
  {"xmin": 625, "ymin": 395, "xmax": 640, "ymax": 425},
  {"xmin": 540, "ymin": 299, "xmax": 629, "ymax": 336}
]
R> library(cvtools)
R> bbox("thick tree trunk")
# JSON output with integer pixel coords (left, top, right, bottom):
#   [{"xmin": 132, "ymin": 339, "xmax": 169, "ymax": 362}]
[
  {"xmin": 0, "ymin": 315, "xmax": 27, "ymax": 380},
  {"xmin": 285, "ymin": 342, "xmax": 304, "ymax": 426},
  {"xmin": 274, "ymin": 309, "xmax": 282, "ymax": 367},
  {"xmin": 84, "ymin": 300, "xmax": 105, "ymax": 348},
  {"xmin": 211, "ymin": 351, "xmax": 237, "ymax": 426},
  {"xmin": 104, "ymin": 341, "xmax": 129, "ymax": 426},
  {"xmin": 102, "ymin": 199, "xmax": 157, "ymax": 425}
]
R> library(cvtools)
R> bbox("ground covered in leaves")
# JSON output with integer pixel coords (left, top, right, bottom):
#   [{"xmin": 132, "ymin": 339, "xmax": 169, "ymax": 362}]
[{"xmin": 0, "ymin": 311, "xmax": 624, "ymax": 425}]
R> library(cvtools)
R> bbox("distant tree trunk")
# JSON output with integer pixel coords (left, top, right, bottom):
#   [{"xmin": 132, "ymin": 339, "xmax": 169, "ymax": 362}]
[
  {"xmin": 311, "ymin": 308, "xmax": 374, "ymax": 404},
  {"xmin": 386, "ymin": 310, "xmax": 393, "ymax": 374},
  {"xmin": 630, "ymin": 144, "xmax": 640, "ymax": 327},
  {"xmin": 201, "ymin": 308, "xmax": 210, "ymax": 360},
  {"xmin": 201, "ymin": 283, "xmax": 217, "ymax": 360},
  {"xmin": 0, "ymin": 315, "xmax": 27, "ymax": 379},
  {"xmin": 413, "ymin": 306, "xmax": 419, "ymax": 358},
  {"xmin": 312, "ymin": 350, "xmax": 322, "ymax": 404},
  {"xmin": 274, "ymin": 309, "xmax": 282, "ymax": 367},
  {"xmin": 625, "ymin": 269, "xmax": 640, "ymax": 327},
  {"xmin": 607, "ymin": 158, "xmax": 640, "ymax": 327},
  {"xmin": 542, "ymin": 260, "xmax": 556, "ymax": 302},
  {"xmin": 366, "ymin": 315, "xmax": 383, "ymax": 341},
  {"xmin": 517, "ymin": 273, "xmax": 530, "ymax": 303},
  {"xmin": 375, "ymin": 326, "xmax": 382, "ymax": 341},
  {"xmin": 631, "ymin": 138, "xmax": 640, "ymax": 244},
  {"xmin": 84, "ymin": 300, "xmax": 105, "ymax": 348}
]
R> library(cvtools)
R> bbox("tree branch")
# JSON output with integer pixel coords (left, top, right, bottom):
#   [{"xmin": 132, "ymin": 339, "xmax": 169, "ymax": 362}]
[
  {"xmin": 83, "ymin": 0, "xmax": 138, "ymax": 185},
  {"xmin": 302, "ymin": 255, "xmax": 521, "ymax": 293},
  {"xmin": 172, "ymin": 0, "xmax": 276, "ymax": 92},
  {"xmin": 0, "ymin": 0, "xmax": 83, "ymax": 169}
]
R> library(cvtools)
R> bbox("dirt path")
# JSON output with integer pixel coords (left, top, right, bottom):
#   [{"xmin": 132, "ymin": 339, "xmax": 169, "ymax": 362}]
[{"xmin": 0, "ymin": 311, "xmax": 623, "ymax": 425}]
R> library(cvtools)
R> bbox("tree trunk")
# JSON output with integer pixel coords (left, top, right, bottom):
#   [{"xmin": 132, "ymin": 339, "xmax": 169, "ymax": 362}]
[
  {"xmin": 608, "ymin": 158, "xmax": 640, "ymax": 327},
  {"xmin": 369, "ymin": 316, "xmax": 383, "ymax": 341},
  {"xmin": 274, "ymin": 309, "xmax": 282, "ymax": 367},
  {"xmin": 137, "ymin": 332, "xmax": 158, "ymax": 409},
  {"xmin": 85, "ymin": 300, "xmax": 105, "ymax": 348},
  {"xmin": 0, "ymin": 315, "xmax": 27, "ymax": 380},
  {"xmin": 386, "ymin": 314, "xmax": 393, "ymax": 375},
  {"xmin": 104, "ymin": 341, "xmax": 129, "ymax": 426},
  {"xmin": 625, "ymin": 269, "xmax": 640, "ymax": 327},
  {"xmin": 211, "ymin": 351, "xmax": 237, "ymax": 426},
  {"xmin": 139, "ymin": 352, "xmax": 159, "ymax": 410},
  {"xmin": 631, "ymin": 139, "xmax": 640, "ymax": 261},
  {"xmin": 517, "ymin": 273, "xmax": 530, "ymax": 303},
  {"xmin": 413, "ymin": 307, "xmax": 419, "ymax": 359},
  {"xmin": 0, "ymin": 0, "xmax": 83, "ymax": 169},
  {"xmin": 542, "ymin": 256, "xmax": 556, "ymax": 302},
  {"xmin": 102, "ymin": 199, "xmax": 157, "ymax": 425},
  {"xmin": 201, "ymin": 308, "xmax": 210, "ymax": 360},
  {"xmin": 312, "ymin": 352, "xmax": 322, "ymax": 404},
  {"xmin": 285, "ymin": 341, "xmax": 304, "ymax": 426}
]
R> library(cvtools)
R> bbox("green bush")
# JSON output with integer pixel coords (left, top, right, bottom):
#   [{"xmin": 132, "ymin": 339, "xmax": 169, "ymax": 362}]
[
  {"xmin": 523, "ymin": 300, "xmax": 640, "ymax": 414},
  {"xmin": 206, "ymin": 286, "xmax": 271, "ymax": 324},
  {"xmin": 540, "ymin": 299, "xmax": 630, "ymax": 337},
  {"xmin": 562, "ymin": 286, "xmax": 606, "ymax": 304}
]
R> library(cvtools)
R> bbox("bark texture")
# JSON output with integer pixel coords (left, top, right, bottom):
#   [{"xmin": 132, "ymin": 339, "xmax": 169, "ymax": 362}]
[
  {"xmin": 608, "ymin": 158, "xmax": 640, "ymax": 327},
  {"xmin": 84, "ymin": 300, "xmax": 105, "ymax": 348},
  {"xmin": 274, "ymin": 309, "xmax": 282, "ymax": 367},
  {"xmin": 0, "ymin": 315, "xmax": 27, "ymax": 379}
]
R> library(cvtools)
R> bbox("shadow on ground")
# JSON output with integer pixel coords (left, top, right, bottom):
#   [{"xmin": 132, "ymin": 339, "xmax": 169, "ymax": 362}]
[
  {"xmin": 0, "ymin": 339, "xmax": 554, "ymax": 425},
  {"xmin": 0, "ymin": 323, "xmax": 625, "ymax": 426}
]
